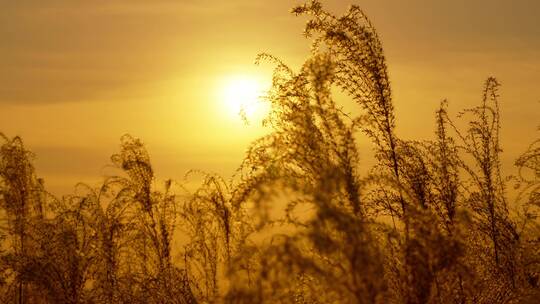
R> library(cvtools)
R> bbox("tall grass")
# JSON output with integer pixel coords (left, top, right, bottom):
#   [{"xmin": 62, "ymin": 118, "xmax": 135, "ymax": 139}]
[{"xmin": 0, "ymin": 1, "xmax": 538, "ymax": 303}]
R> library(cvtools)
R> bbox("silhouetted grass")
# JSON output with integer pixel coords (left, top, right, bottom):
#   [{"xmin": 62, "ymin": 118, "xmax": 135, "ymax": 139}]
[{"xmin": 0, "ymin": 1, "xmax": 538, "ymax": 303}]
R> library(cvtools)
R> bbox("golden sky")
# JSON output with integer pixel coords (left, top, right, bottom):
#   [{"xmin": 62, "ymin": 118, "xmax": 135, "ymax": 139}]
[{"xmin": 1, "ymin": 0, "xmax": 539, "ymax": 194}]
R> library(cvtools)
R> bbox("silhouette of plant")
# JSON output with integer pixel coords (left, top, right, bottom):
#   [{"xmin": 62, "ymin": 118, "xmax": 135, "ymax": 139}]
[
  {"xmin": 0, "ymin": 134, "xmax": 46, "ymax": 304},
  {"xmin": 0, "ymin": 1, "xmax": 538, "ymax": 304},
  {"xmin": 108, "ymin": 135, "xmax": 195, "ymax": 304}
]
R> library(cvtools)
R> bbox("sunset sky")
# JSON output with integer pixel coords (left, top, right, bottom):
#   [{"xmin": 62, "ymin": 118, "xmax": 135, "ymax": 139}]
[{"xmin": 1, "ymin": 0, "xmax": 538, "ymax": 194}]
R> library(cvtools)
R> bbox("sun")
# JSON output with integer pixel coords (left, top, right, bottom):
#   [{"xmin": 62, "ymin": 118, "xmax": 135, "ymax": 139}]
[{"xmin": 221, "ymin": 76, "xmax": 268, "ymax": 121}]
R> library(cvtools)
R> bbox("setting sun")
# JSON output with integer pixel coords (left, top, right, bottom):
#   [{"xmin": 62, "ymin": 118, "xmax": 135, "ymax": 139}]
[{"xmin": 221, "ymin": 76, "xmax": 268, "ymax": 121}]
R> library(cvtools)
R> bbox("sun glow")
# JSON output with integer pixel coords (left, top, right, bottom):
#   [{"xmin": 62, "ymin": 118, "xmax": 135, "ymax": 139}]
[{"xmin": 221, "ymin": 76, "xmax": 268, "ymax": 121}]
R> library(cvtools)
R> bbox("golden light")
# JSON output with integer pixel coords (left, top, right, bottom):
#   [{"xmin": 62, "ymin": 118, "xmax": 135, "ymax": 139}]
[{"xmin": 221, "ymin": 76, "xmax": 268, "ymax": 121}]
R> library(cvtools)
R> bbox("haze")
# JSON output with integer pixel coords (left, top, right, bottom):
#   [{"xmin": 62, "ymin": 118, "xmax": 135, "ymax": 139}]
[{"xmin": 1, "ymin": 0, "xmax": 538, "ymax": 194}]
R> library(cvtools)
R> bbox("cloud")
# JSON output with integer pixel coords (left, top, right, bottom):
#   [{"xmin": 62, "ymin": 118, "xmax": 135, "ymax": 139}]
[
  {"xmin": 0, "ymin": 0, "xmax": 538, "ymax": 106},
  {"xmin": 0, "ymin": 0, "xmax": 302, "ymax": 104}
]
